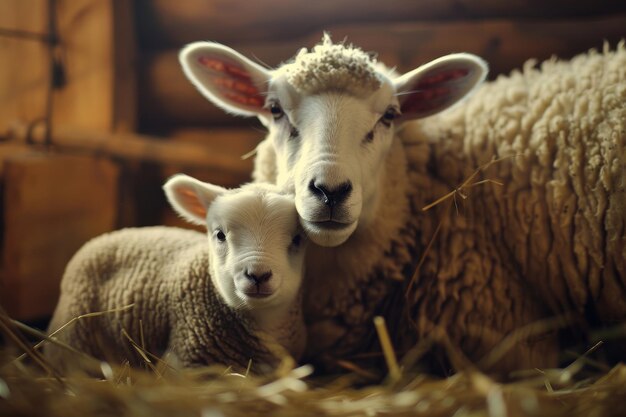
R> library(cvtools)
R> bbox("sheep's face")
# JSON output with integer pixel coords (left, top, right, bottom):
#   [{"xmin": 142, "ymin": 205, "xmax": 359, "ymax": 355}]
[
  {"xmin": 164, "ymin": 177, "xmax": 306, "ymax": 311},
  {"xmin": 179, "ymin": 37, "xmax": 487, "ymax": 247},
  {"xmin": 264, "ymin": 80, "xmax": 398, "ymax": 246}
]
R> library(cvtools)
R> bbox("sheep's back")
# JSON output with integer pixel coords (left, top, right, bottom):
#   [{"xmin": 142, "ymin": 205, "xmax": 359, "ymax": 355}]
[{"xmin": 400, "ymin": 44, "xmax": 626, "ymax": 366}]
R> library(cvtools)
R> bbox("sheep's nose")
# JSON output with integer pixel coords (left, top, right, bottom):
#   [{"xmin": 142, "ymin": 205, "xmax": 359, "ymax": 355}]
[
  {"xmin": 308, "ymin": 180, "xmax": 352, "ymax": 208},
  {"xmin": 244, "ymin": 269, "xmax": 273, "ymax": 284}
]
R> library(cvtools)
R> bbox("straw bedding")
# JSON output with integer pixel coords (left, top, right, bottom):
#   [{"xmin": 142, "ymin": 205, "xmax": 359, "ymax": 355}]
[{"xmin": 2, "ymin": 306, "xmax": 626, "ymax": 417}]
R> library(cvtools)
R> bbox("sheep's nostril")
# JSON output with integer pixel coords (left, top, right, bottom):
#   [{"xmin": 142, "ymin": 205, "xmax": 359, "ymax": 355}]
[
  {"xmin": 309, "ymin": 180, "xmax": 324, "ymax": 199},
  {"xmin": 309, "ymin": 180, "xmax": 352, "ymax": 208},
  {"xmin": 244, "ymin": 269, "xmax": 272, "ymax": 284}
]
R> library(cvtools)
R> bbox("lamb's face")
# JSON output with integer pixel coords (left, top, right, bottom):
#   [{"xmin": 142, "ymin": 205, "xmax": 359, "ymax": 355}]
[
  {"xmin": 265, "ymin": 78, "xmax": 398, "ymax": 246},
  {"xmin": 205, "ymin": 188, "xmax": 305, "ymax": 310}
]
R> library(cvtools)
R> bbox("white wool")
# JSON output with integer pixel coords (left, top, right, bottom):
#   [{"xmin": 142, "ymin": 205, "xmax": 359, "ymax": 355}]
[{"xmin": 282, "ymin": 34, "xmax": 383, "ymax": 96}]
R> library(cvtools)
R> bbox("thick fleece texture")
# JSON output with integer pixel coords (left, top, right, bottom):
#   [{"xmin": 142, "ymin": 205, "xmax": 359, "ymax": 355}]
[
  {"xmin": 284, "ymin": 34, "xmax": 383, "ymax": 96},
  {"xmin": 46, "ymin": 227, "xmax": 299, "ymax": 372},
  {"xmin": 254, "ymin": 43, "xmax": 626, "ymax": 372}
]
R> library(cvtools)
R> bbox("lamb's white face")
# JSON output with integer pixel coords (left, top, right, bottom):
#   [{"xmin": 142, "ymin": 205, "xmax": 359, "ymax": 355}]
[
  {"xmin": 266, "ymin": 79, "xmax": 398, "ymax": 246},
  {"xmin": 206, "ymin": 189, "xmax": 305, "ymax": 309},
  {"xmin": 163, "ymin": 177, "xmax": 305, "ymax": 311}
]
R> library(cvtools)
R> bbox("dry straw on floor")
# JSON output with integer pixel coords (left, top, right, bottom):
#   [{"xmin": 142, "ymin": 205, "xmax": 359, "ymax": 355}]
[
  {"xmin": 2, "ymin": 157, "xmax": 625, "ymax": 417},
  {"xmin": 1, "ymin": 309, "xmax": 626, "ymax": 417}
]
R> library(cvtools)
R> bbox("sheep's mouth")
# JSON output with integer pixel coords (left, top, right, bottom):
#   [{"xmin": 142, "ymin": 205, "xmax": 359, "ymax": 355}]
[
  {"xmin": 243, "ymin": 291, "xmax": 273, "ymax": 299},
  {"xmin": 306, "ymin": 220, "xmax": 353, "ymax": 231},
  {"xmin": 301, "ymin": 219, "xmax": 357, "ymax": 247}
]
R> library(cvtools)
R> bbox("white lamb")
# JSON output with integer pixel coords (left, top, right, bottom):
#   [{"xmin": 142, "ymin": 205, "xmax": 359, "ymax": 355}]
[
  {"xmin": 180, "ymin": 35, "xmax": 626, "ymax": 373},
  {"xmin": 46, "ymin": 175, "xmax": 307, "ymax": 373}
]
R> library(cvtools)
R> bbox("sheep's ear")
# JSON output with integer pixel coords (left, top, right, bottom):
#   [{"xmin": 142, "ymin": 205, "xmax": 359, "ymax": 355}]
[
  {"xmin": 394, "ymin": 53, "xmax": 488, "ymax": 121},
  {"xmin": 180, "ymin": 42, "xmax": 271, "ymax": 117},
  {"xmin": 163, "ymin": 174, "xmax": 226, "ymax": 226}
]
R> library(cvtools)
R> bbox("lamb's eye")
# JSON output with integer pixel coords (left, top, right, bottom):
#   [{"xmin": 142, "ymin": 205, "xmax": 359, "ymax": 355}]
[
  {"xmin": 381, "ymin": 108, "xmax": 399, "ymax": 126},
  {"xmin": 215, "ymin": 230, "xmax": 226, "ymax": 242},
  {"xmin": 290, "ymin": 234, "xmax": 302, "ymax": 248},
  {"xmin": 269, "ymin": 102, "xmax": 284, "ymax": 120}
]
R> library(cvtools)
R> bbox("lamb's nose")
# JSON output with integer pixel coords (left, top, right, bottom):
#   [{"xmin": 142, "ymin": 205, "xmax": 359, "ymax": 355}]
[
  {"xmin": 308, "ymin": 180, "xmax": 352, "ymax": 208},
  {"xmin": 244, "ymin": 269, "xmax": 273, "ymax": 284}
]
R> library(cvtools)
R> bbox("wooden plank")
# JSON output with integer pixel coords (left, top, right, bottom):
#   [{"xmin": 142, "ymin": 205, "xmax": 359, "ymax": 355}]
[
  {"xmin": 139, "ymin": 14, "xmax": 626, "ymax": 127},
  {"xmin": 0, "ymin": 0, "xmax": 50, "ymax": 137},
  {"xmin": 0, "ymin": 152, "xmax": 119, "ymax": 320},
  {"xmin": 111, "ymin": 0, "xmax": 138, "ymax": 132},
  {"xmin": 53, "ymin": 0, "xmax": 136, "ymax": 132},
  {"xmin": 0, "ymin": 0, "xmax": 137, "ymax": 138},
  {"xmin": 135, "ymin": 0, "xmax": 626, "ymax": 47}
]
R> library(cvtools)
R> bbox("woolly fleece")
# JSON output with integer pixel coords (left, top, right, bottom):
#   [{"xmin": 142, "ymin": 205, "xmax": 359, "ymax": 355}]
[
  {"xmin": 283, "ymin": 34, "xmax": 383, "ymax": 96},
  {"xmin": 253, "ymin": 43, "xmax": 626, "ymax": 372},
  {"xmin": 46, "ymin": 227, "xmax": 302, "ymax": 373}
]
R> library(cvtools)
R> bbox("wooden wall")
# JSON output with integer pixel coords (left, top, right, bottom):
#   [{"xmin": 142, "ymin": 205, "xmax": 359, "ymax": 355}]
[
  {"xmin": 0, "ymin": 0, "xmax": 133, "ymax": 320},
  {"xmin": 134, "ymin": 0, "xmax": 626, "ymax": 130}
]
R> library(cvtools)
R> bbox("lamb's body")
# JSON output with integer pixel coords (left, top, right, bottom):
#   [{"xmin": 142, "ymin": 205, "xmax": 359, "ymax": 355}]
[
  {"xmin": 47, "ymin": 227, "xmax": 292, "ymax": 370},
  {"xmin": 47, "ymin": 179, "xmax": 307, "ymax": 373},
  {"xmin": 254, "ymin": 45, "xmax": 626, "ymax": 371}
]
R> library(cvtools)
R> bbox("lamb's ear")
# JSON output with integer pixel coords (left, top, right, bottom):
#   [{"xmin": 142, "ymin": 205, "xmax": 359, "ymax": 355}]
[
  {"xmin": 163, "ymin": 174, "xmax": 226, "ymax": 226},
  {"xmin": 394, "ymin": 53, "xmax": 487, "ymax": 121},
  {"xmin": 179, "ymin": 42, "xmax": 271, "ymax": 117}
]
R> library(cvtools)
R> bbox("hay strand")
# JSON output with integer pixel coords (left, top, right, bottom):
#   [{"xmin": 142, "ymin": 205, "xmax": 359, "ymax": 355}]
[{"xmin": 373, "ymin": 316, "xmax": 401, "ymax": 384}]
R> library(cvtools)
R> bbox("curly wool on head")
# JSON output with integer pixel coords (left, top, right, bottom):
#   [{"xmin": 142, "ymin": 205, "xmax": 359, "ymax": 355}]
[{"xmin": 283, "ymin": 34, "xmax": 383, "ymax": 95}]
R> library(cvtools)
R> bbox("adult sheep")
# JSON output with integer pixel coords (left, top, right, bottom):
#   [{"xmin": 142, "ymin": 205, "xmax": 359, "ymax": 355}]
[
  {"xmin": 46, "ymin": 176, "xmax": 307, "ymax": 373},
  {"xmin": 180, "ymin": 36, "xmax": 626, "ymax": 373}
]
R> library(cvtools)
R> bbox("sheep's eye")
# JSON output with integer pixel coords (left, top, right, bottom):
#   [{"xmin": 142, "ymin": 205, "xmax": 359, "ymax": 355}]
[
  {"xmin": 381, "ymin": 108, "xmax": 399, "ymax": 126},
  {"xmin": 290, "ymin": 234, "xmax": 302, "ymax": 249},
  {"xmin": 215, "ymin": 230, "xmax": 226, "ymax": 242},
  {"xmin": 269, "ymin": 102, "xmax": 284, "ymax": 120}
]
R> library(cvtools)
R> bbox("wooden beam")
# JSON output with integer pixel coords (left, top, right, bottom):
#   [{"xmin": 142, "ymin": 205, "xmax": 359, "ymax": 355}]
[
  {"xmin": 138, "ymin": 14, "xmax": 626, "ymax": 127},
  {"xmin": 135, "ymin": 0, "xmax": 626, "ymax": 47},
  {"xmin": 10, "ymin": 123, "xmax": 261, "ymax": 176},
  {"xmin": 0, "ymin": 0, "xmax": 50, "ymax": 137}
]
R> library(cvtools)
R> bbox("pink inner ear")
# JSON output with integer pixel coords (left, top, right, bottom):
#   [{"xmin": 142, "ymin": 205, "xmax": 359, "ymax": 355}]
[
  {"xmin": 198, "ymin": 56, "xmax": 265, "ymax": 107},
  {"xmin": 178, "ymin": 187, "xmax": 207, "ymax": 219},
  {"xmin": 401, "ymin": 68, "xmax": 470, "ymax": 114}
]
